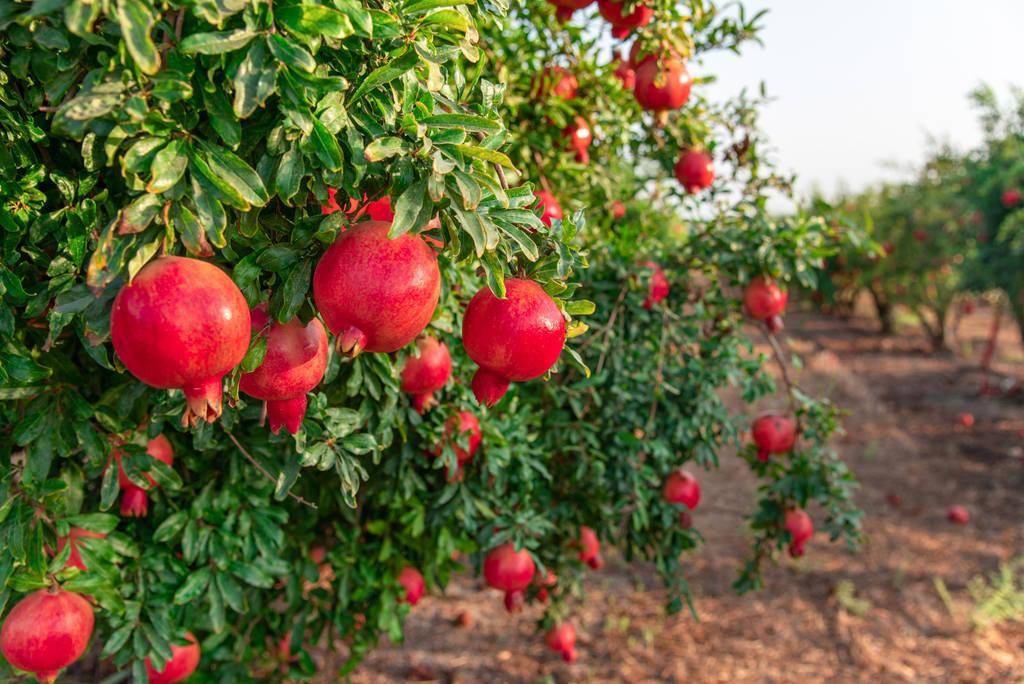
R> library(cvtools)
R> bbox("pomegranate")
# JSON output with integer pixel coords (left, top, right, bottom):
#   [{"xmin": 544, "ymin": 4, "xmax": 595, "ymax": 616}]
[
  {"xmin": 400, "ymin": 336, "xmax": 452, "ymax": 413},
  {"xmin": 674, "ymin": 149, "xmax": 715, "ymax": 194},
  {"xmin": 947, "ymin": 505, "xmax": 970, "ymax": 525},
  {"xmin": 537, "ymin": 67, "xmax": 578, "ymax": 100},
  {"xmin": 613, "ymin": 52, "xmax": 636, "ymax": 89},
  {"xmin": 563, "ymin": 117, "xmax": 593, "ymax": 164},
  {"xmin": 784, "ymin": 508, "xmax": 813, "ymax": 557},
  {"xmin": 239, "ymin": 305, "xmax": 329, "ymax": 435},
  {"xmin": 546, "ymin": 0, "xmax": 594, "ymax": 22},
  {"xmin": 743, "ymin": 276, "xmax": 788, "ymax": 331},
  {"xmin": 612, "ymin": 201, "xmax": 627, "ymax": 219},
  {"xmin": 662, "ymin": 470, "xmax": 701, "ymax": 510},
  {"xmin": 398, "ymin": 566, "xmax": 425, "ymax": 605},
  {"xmin": 313, "ymin": 221, "xmax": 440, "ymax": 355},
  {"xmin": 309, "ymin": 546, "xmax": 327, "ymax": 565},
  {"xmin": 545, "ymin": 622, "xmax": 577, "ymax": 661},
  {"xmin": 641, "ymin": 261, "xmax": 669, "ymax": 309},
  {"xmin": 483, "ymin": 543, "xmax": 536, "ymax": 611},
  {"xmin": 145, "ymin": 631, "xmax": 201, "ymax": 684},
  {"xmin": 1002, "ymin": 188, "xmax": 1021, "ymax": 208},
  {"xmin": 578, "ymin": 526, "xmax": 601, "ymax": 568},
  {"xmin": 322, "ymin": 191, "xmax": 394, "ymax": 222},
  {"xmin": 462, "ymin": 279, "xmax": 567, "ymax": 406},
  {"xmin": 110, "ymin": 256, "xmax": 250, "ymax": 426},
  {"xmin": 322, "ymin": 187, "xmax": 342, "ymax": 215},
  {"xmin": 913, "ymin": 229, "xmax": 928, "ymax": 243},
  {"xmin": 597, "ymin": 0, "xmax": 653, "ymax": 39},
  {"xmin": 958, "ymin": 412, "xmax": 975, "ymax": 428},
  {"xmin": 56, "ymin": 528, "xmax": 106, "ymax": 572},
  {"xmin": 634, "ymin": 55, "xmax": 692, "ymax": 111},
  {"xmin": 115, "ymin": 434, "xmax": 174, "ymax": 517},
  {"xmin": 0, "ymin": 588, "xmax": 94, "ymax": 684},
  {"xmin": 534, "ymin": 189, "xmax": 563, "ymax": 226},
  {"xmin": 751, "ymin": 414, "xmax": 797, "ymax": 462},
  {"xmin": 434, "ymin": 411, "xmax": 482, "ymax": 465}
]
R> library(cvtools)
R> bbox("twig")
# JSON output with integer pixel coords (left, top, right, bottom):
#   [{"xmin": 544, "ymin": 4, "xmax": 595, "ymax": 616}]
[
  {"xmin": 223, "ymin": 429, "xmax": 317, "ymax": 509},
  {"xmin": 764, "ymin": 328, "xmax": 800, "ymax": 424}
]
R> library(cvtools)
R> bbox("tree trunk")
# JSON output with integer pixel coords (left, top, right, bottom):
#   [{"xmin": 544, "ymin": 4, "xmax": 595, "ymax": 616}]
[{"xmin": 869, "ymin": 286, "xmax": 894, "ymax": 335}]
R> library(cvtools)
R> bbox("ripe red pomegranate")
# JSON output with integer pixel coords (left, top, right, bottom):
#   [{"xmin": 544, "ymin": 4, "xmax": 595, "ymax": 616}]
[
  {"xmin": 597, "ymin": 0, "xmax": 652, "ymax": 38},
  {"xmin": 145, "ymin": 631, "xmax": 201, "ymax": 684},
  {"xmin": 641, "ymin": 261, "xmax": 669, "ymax": 309},
  {"xmin": 537, "ymin": 66, "xmax": 578, "ymax": 100},
  {"xmin": 462, "ymin": 279, "xmax": 567, "ymax": 406},
  {"xmin": 546, "ymin": 0, "xmax": 594, "ymax": 22},
  {"xmin": 401, "ymin": 337, "xmax": 452, "ymax": 413},
  {"xmin": 1002, "ymin": 188, "xmax": 1021, "ymax": 208},
  {"xmin": 662, "ymin": 470, "xmax": 701, "ymax": 510},
  {"xmin": 611, "ymin": 200, "xmax": 626, "ymax": 219},
  {"xmin": 313, "ymin": 221, "xmax": 440, "ymax": 355},
  {"xmin": 110, "ymin": 256, "xmax": 251, "ymax": 426},
  {"xmin": 674, "ymin": 150, "xmax": 715, "ymax": 194},
  {"xmin": 0, "ymin": 588, "xmax": 94, "ymax": 684},
  {"xmin": 483, "ymin": 543, "xmax": 536, "ymax": 611},
  {"xmin": 751, "ymin": 414, "xmax": 797, "ymax": 462},
  {"xmin": 534, "ymin": 189, "xmax": 564, "ymax": 226},
  {"xmin": 398, "ymin": 566, "xmax": 425, "ymax": 605},
  {"xmin": 634, "ymin": 55, "xmax": 692, "ymax": 111},
  {"xmin": 545, "ymin": 622, "xmax": 577, "ymax": 662},
  {"xmin": 322, "ymin": 188, "xmax": 342, "ymax": 215},
  {"xmin": 239, "ymin": 305, "xmax": 329, "ymax": 435},
  {"xmin": 784, "ymin": 508, "xmax": 813, "ymax": 557},
  {"xmin": 309, "ymin": 545, "xmax": 327, "ymax": 565},
  {"xmin": 947, "ymin": 505, "xmax": 970, "ymax": 525},
  {"xmin": 115, "ymin": 434, "xmax": 174, "ymax": 517},
  {"xmin": 743, "ymin": 276, "xmax": 788, "ymax": 332},
  {"xmin": 56, "ymin": 528, "xmax": 107, "ymax": 572},
  {"xmin": 958, "ymin": 412, "xmax": 975, "ymax": 428},
  {"xmin": 613, "ymin": 52, "xmax": 636, "ymax": 89},
  {"xmin": 321, "ymin": 190, "xmax": 394, "ymax": 223},
  {"xmin": 578, "ymin": 526, "xmax": 601, "ymax": 568},
  {"xmin": 564, "ymin": 117, "xmax": 593, "ymax": 164},
  {"xmin": 434, "ymin": 411, "xmax": 482, "ymax": 465}
]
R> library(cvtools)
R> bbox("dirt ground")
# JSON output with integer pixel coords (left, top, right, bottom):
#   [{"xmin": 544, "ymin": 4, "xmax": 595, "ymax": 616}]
[{"xmin": 351, "ymin": 303, "xmax": 1024, "ymax": 684}]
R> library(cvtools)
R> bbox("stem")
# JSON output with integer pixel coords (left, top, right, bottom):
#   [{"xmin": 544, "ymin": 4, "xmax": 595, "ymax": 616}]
[
  {"xmin": 764, "ymin": 327, "xmax": 800, "ymax": 424},
  {"xmin": 223, "ymin": 429, "xmax": 317, "ymax": 509}
]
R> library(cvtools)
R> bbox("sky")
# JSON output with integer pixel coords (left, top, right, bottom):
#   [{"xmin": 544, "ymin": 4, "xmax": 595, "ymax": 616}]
[{"xmin": 699, "ymin": 0, "xmax": 1024, "ymax": 203}]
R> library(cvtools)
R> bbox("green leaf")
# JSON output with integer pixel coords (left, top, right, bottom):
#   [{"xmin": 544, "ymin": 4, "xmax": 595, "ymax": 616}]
[
  {"xmin": 173, "ymin": 567, "xmax": 212, "ymax": 604},
  {"xmin": 180, "ymin": 29, "xmax": 257, "ymax": 54},
  {"xmin": 450, "ymin": 143, "xmax": 516, "ymax": 170},
  {"xmin": 116, "ymin": 0, "xmax": 159, "ymax": 75},
  {"xmin": 147, "ymin": 139, "xmax": 188, "ymax": 194},
  {"xmin": 349, "ymin": 48, "xmax": 419, "ymax": 103},
  {"xmin": 363, "ymin": 137, "xmax": 407, "ymax": 162},
  {"xmin": 267, "ymin": 34, "xmax": 316, "ymax": 74},
  {"xmin": 274, "ymin": 145, "xmax": 305, "ymax": 201},
  {"xmin": 233, "ymin": 40, "xmax": 278, "ymax": 119},
  {"xmin": 153, "ymin": 511, "xmax": 188, "ymax": 542},
  {"xmin": 389, "ymin": 180, "xmax": 427, "ymax": 238},
  {"xmin": 403, "ymin": 0, "xmax": 474, "ymax": 14},
  {"xmin": 196, "ymin": 140, "xmax": 269, "ymax": 207},
  {"xmin": 277, "ymin": 5, "xmax": 353, "ymax": 40},
  {"xmin": 309, "ymin": 119, "xmax": 343, "ymax": 172}
]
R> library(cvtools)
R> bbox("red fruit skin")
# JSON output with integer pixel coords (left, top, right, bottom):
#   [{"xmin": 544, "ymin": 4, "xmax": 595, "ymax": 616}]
[
  {"xmin": 546, "ymin": 0, "xmax": 594, "ymax": 21},
  {"xmin": 545, "ymin": 622, "xmax": 577, "ymax": 655},
  {"xmin": 353, "ymin": 196, "xmax": 395, "ymax": 222},
  {"xmin": 239, "ymin": 305, "xmax": 329, "ymax": 435},
  {"xmin": 322, "ymin": 188, "xmax": 343, "ymax": 216},
  {"xmin": 784, "ymin": 508, "xmax": 813, "ymax": 557},
  {"xmin": 564, "ymin": 117, "xmax": 593, "ymax": 164},
  {"xmin": 641, "ymin": 261, "xmax": 669, "ymax": 309},
  {"xmin": 612, "ymin": 201, "xmax": 627, "ymax": 220},
  {"xmin": 587, "ymin": 554, "xmax": 604, "ymax": 570},
  {"xmin": 398, "ymin": 566, "xmax": 425, "ymax": 606},
  {"xmin": 401, "ymin": 337, "xmax": 452, "ymax": 413},
  {"xmin": 958, "ymin": 412, "xmax": 975, "ymax": 428},
  {"xmin": 534, "ymin": 189, "xmax": 564, "ymax": 226},
  {"xmin": 440, "ymin": 411, "xmax": 482, "ymax": 465},
  {"xmin": 1002, "ymin": 188, "xmax": 1021, "ymax": 208},
  {"xmin": 674, "ymin": 150, "xmax": 715, "ymax": 194},
  {"xmin": 116, "ymin": 434, "xmax": 174, "ymax": 517},
  {"xmin": 483, "ymin": 543, "xmax": 536, "ymax": 594},
  {"xmin": 145, "ymin": 632, "xmax": 201, "ymax": 684},
  {"xmin": 536, "ymin": 67, "xmax": 578, "ymax": 100},
  {"xmin": 913, "ymin": 229, "xmax": 928, "ymax": 243},
  {"xmin": 613, "ymin": 53, "xmax": 636, "ymax": 89},
  {"xmin": 751, "ymin": 414, "xmax": 797, "ymax": 461},
  {"xmin": 562, "ymin": 648, "xmax": 579, "ymax": 663},
  {"xmin": 743, "ymin": 276, "xmax": 788, "ymax": 321},
  {"xmin": 56, "ymin": 528, "xmax": 106, "ymax": 572},
  {"xmin": 597, "ymin": 0, "xmax": 653, "ymax": 38},
  {"xmin": 0, "ymin": 589, "xmax": 94, "ymax": 684},
  {"xmin": 503, "ymin": 590, "xmax": 525, "ymax": 613},
  {"xmin": 578, "ymin": 526, "xmax": 600, "ymax": 564},
  {"xmin": 110, "ymin": 256, "xmax": 251, "ymax": 426},
  {"xmin": 309, "ymin": 546, "xmax": 327, "ymax": 565},
  {"xmin": 947, "ymin": 506, "xmax": 970, "ymax": 525},
  {"xmin": 662, "ymin": 470, "xmax": 701, "ymax": 509},
  {"xmin": 462, "ymin": 279, "xmax": 567, "ymax": 406},
  {"xmin": 634, "ymin": 56, "xmax": 692, "ymax": 111},
  {"xmin": 313, "ymin": 221, "xmax": 440, "ymax": 355}
]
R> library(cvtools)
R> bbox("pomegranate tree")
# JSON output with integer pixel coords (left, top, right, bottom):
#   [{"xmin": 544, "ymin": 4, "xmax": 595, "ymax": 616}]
[
  {"xmin": 462, "ymin": 279, "xmax": 567, "ymax": 406},
  {"xmin": 114, "ymin": 434, "xmax": 174, "ymax": 517},
  {"xmin": 400, "ymin": 337, "xmax": 453, "ymax": 413},
  {"xmin": 0, "ymin": 588, "xmax": 94, "ymax": 683},
  {"xmin": 483, "ymin": 543, "xmax": 536, "ymax": 612},
  {"xmin": 145, "ymin": 632, "xmax": 201, "ymax": 684},
  {"xmin": 110, "ymin": 256, "xmax": 251, "ymax": 426},
  {"xmin": 751, "ymin": 414, "xmax": 797, "ymax": 462}
]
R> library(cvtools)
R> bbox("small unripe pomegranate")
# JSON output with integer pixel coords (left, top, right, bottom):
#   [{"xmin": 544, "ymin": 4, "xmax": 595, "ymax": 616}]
[
  {"xmin": 534, "ymin": 189, "xmax": 564, "ymax": 226},
  {"xmin": 613, "ymin": 52, "xmax": 636, "ymax": 89},
  {"xmin": 398, "ymin": 566, "xmax": 425, "ymax": 606},
  {"xmin": 313, "ymin": 221, "xmax": 440, "ymax": 355},
  {"xmin": 545, "ymin": 622, "xmax": 577, "ymax": 660},
  {"xmin": 114, "ymin": 434, "xmax": 174, "ymax": 517},
  {"xmin": 239, "ymin": 305, "xmax": 329, "ymax": 435},
  {"xmin": 462, "ymin": 279, "xmax": 567, "ymax": 406},
  {"xmin": 597, "ymin": 0, "xmax": 653, "ymax": 39},
  {"xmin": 1002, "ymin": 188, "xmax": 1021, "ymax": 208},
  {"xmin": 400, "ymin": 336, "xmax": 452, "ymax": 413},
  {"xmin": 578, "ymin": 526, "xmax": 601, "ymax": 567},
  {"xmin": 634, "ymin": 55, "xmax": 692, "ymax": 111},
  {"xmin": 434, "ymin": 411, "xmax": 482, "ymax": 465},
  {"xmin": 0, "ymin": 588, "xmax": 94, "ymax": 684},
  {"xmin": 546, "ymin": 0, "xmax": 594, "ymax": 22},
  {"xmin": 110, "ymin": 256, "xmax": 250, "ymax": 426},
  {"xmin": 958, "ymin": 412, "xmax": 975, "ymax": 428},
  {"xmin": 641, "ymin": 261, "xmax": 669, "ymax": 309},
  {"xmin": 483, "ymin": 543, "xmax": 536, "ymax": 612},
  {"xmin": 784, "ymin": 508, "xmax": 813, "ymax": 557},
  {"xmin": 662, "ymin": 470, "xmax": 701, "ymax": 510},
  {"xmin": 743, "ymin": 276, "xmax": 788, "ymax": 324},
  {"xmin": 56, "ymin": 528, "xmax": 107, "ymax": 572},
  {"xmin": 751, "ymin": 414, "xmax": 797, "ymax": 462},
  {"xmin": 145, "ymin": 631, "xmax": 201, "ymax": 684},
  {"xmin": 947, "ymin": 505, "xmax": 970, "ymax": 525},
  {"xmin": 674, "ymin": 150, "xmax": 715, "ymax": 194},
  {"xmin": 563, "ymin": 117, "xmax": 593, "ymax": 164}
]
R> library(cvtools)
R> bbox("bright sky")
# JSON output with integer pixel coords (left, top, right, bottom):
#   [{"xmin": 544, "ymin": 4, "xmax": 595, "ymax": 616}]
[{"xmin": 700, "ymin": 0, "xmax": 1024, "ymax": 203}]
